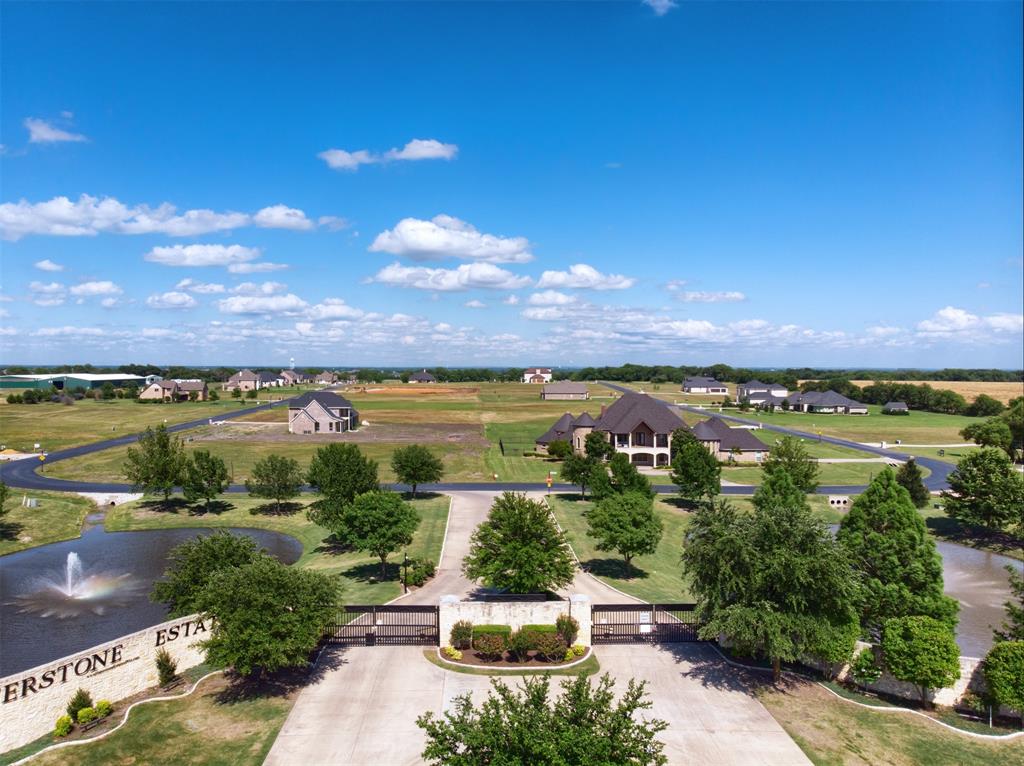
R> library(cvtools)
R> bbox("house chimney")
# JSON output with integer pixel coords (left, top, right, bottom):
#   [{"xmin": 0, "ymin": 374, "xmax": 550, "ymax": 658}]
[{"xmin": 600, "ymin": 404, "xmax": 606, "ymax": 417}]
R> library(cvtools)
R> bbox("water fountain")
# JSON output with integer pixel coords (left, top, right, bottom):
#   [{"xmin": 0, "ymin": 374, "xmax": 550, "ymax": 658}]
[{"xmin": 12, "ymin": 550, "xmax": 141, "ymax": 619}]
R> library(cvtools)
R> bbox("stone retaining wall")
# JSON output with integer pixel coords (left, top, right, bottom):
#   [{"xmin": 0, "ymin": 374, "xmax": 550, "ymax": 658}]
[
  {"xmin": 0, "ymin": 614, "xmax": 208, "ymax": 753},
  {"xmin": 438, "ymin": 595, "xmax": 591, "ymax": 647}
]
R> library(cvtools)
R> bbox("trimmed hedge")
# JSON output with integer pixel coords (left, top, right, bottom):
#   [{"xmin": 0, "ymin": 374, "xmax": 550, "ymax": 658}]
[
  {"xmin": 520, "ymin": 624, "xmax": 558, "ymax": 635},
  {"xmin": 472, "ymin": 624, "xmax": 512, "ymax": 638}
]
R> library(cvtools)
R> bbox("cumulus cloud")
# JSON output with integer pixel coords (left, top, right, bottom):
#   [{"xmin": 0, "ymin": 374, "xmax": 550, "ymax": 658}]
[
  {"xmin": 318, "ymin": 215, "xmax": 349, "ymax": 231},
  {"xmin": 664, "ymin": 279, "xmax": 687, "ymax": 292},
  {"xmin": 230, "ymin": 281, "xmax": 287, "ymax": 295},
  {"xmin": 0, "ymin": 195, "xmax": 319, "ymax": 240},
  {"xmin": 176, "ymin": 278, "xmax": 225, "ymax": 294},
  {"xmin": 464, "ymin": 299, "xmax": 487, "ymax": 309},
  {"xmin": 502, "ymin": 295, "xmax": 521, "ymax": 306},
  {"xmin": 146, "ymin": 291, "xmax": 197, "ymax": 309},
  {"xmin": 319, "ymin": 138, "xmax": 458, "ymax": 171},
  {"xmin": 29, "ymin": 281, "xmax": 66, "ymax": 306},
  {"xmin": 24, "ymin": 117, "xmax": 87, "ymax": 144},
  {"xmin": 253, "ymin": 205, "xmax": 314, "ymax": 230},
  {"xmin": 307, "ymin": 298, "xmax": 364, "ymax": 321},
  {"xmin": 369, "ymin": 261, "xmax": 532, "ymax": 291},
  {"xmin": 34, "ymin": 259, "xmax": 64, "ymax": 272},
  {"xmin": 370, "ymin": 215, "xmax": 532, "ymax": 264},
  {"xmin": 227, "ymin": 261, "xmax": 289, "ymax": 274},
  {"xmin": 677, "ymin": 291, "xmax": 746, "ymax": 303},
  {"xmin": 536, "ymin": 263, "xmax": 635, "ymax": 290},
  {"xmin": 145, "ymin": 244, "xmax": 261, "ymax": 267},
  {"xmin": 643, "ymin": 0, "xmax": 677, "ymax": 15},
  {"xmin": 317, "ymin": 148, "xmax": 376, "ymax": 171},
  {"xmin": 216, "ymin": 293, "xmax": 309, "ymax": 315},
  {"xmin": 522, "ymin": 306, "xmax": 569, "ymax": 321},
  {"xmin": 528, "ymin": 290, "xmax": 577, "ymax": 306},
  {"xmin": 914, "ymin": 306, "xmax": 1023, "ymax": 337},
  {"xmin": 69, "ymin": 280, "xmax": 122, "ymax": 297}
]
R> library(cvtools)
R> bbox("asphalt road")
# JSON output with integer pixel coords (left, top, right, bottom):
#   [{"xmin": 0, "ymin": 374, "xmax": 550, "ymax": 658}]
[{"xmin": 0, "ymin": 382, "xmax": 953, "ymax": 495}]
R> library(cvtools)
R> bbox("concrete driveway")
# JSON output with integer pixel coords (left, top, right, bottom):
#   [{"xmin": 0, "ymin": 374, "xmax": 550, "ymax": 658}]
[{"xmin": 264, "ymin": 643, "xmax": 810, "ymax": 766}]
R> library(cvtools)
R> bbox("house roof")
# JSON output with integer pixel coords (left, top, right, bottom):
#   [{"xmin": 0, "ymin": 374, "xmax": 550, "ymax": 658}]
[
  {"xmin": 176, "ymin": 380, "xmax": 207, "ymax": 391},
  {"xmin": 883, "ymin": 401, "xmax": 909, "ymax": 410},
  {"xmin": 786, "ymin": 390, "xmax": 866, "ymax": 408},
  {"xmin": 536, "ymin": 412, "xmax": 575, "ymax": 444},
  {"xmin": 290, "ymin": 391, "xmax": 355, "ymax": 411},
  {"xmin": 525, "ymin": 367, "xmax": 552, "ymax": 374},
  {"xmin": 683, "ymin": 376, "xmax": 725, "ymax": 388},
  {"xmin": 573, "ymin": 412, "xmax": 597, "ymax": 427},
  {"xmin": 691, "ymin": 421, "xmax": 721, "ymax": 442},
  {"xmin": 229, "ymin": 369, "xmax": 258, "ymax": 381},
  {"xmin": 595, "ymin": 392, "xmax": 684, "ymax": 434},
  {"xmin": 409, "ymin": 370, "xmax": 436, "ymax": 382},
  {"xmin": 542, "ymin": 381, "xmax": 588, "ymax": 395},
  {"xmin": 695, "ymin": 418, "xmax": 768, "ymax": 451}
]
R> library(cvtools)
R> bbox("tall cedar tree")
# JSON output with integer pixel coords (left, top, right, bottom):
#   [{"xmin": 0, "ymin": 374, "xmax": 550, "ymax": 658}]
[
  {"xmin": 462, "ymin": 492, "xmax": 575, "ymax": 593},
  {"xmin": 181, "ymin": 450, "xmax": 230, "ymax": 509},
  {"xmin": 683, "ymin": 471, "xmax": 858, "ymax": 681},
  {"xmin": 942, "ymin": 448, "xmax": 1024, "ymax": 533},
  {"xmin": 306, "ymin": 443, "xmax": 378, "ymax": 529},
  {"xmin": 123, "ymin": 424, "xmax": 187, "ymax": 501},
  {"xmin": 198, "ymin": 556, "xmax": 341, "ymax": 679},
  {"xmin": 837, "ymin": 469, "xmax": 958, "ymax": 634},
  {"xmin": 760, "ymin": 435, "xmax": 819, "ymax": 493},
  {"xmin": 995, "ymin": 565, "xmax": 1024, "ymax": 642},
  {"xmin": 391, "ymin": 444, "xmax": 444, "ymax": 498},
  {"xmin": 245, "ymin": 454, "xmax": 305, "ymax": 513},
  {"xmin": 895, "ymin": 458, "xmax": 930, "ymax": 509},
  {"xmin": 669, "ymin": 428, "xmax": 721, "ymax": 504},
  {"xmin": 329, "ymin": 490, "xmax": 421, "ymax": 578},
  {"xmin": 417, "ymin": 673, "xmax": 668, "ymax": 766},
  {"xmin": 151, "ymin": 531, "xmax": 265, "ymax": 617},
  {"xmin": 584, "ymin": 491, "xmax": 663, "ymax": 568}
]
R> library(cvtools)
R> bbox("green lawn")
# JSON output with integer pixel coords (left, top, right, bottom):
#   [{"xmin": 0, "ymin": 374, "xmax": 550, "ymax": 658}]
[
  {"xmin": 898, "ymin": 445, "xmax": 984, "ymax": 463},
  {"xmin": 105, "ymin": 493, "xmax": 450, "ymax": 603},
  {"xmin": 0, "ymin": 490, "xmax": 95, "ymax": 555},
  {"xmin": 722, "ymin": 461, "xmax": 923, "ymax": 487}
]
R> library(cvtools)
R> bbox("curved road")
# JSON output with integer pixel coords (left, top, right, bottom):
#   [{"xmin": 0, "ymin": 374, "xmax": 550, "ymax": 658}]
[{"xmin": 0, "ymin": 383, "xmax": 953, "ymax": 495}]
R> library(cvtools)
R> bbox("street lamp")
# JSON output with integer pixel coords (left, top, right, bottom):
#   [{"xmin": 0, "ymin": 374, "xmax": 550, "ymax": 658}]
[{"xmin": 402, "ymin": 552, "xmax": 409, "ymax": 594}]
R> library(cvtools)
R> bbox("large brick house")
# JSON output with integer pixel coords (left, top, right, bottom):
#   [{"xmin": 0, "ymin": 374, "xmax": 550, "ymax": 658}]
[
  {"xmin": 223, "ymin": 369, "xmax": 281, "ymax": 391},
  {"xmin": 735, "ymin": 380, "xmax": 789, "ymax": 405},
  {"xmin": 139, "ymin": 379, "xmax": 209, "ymax": 402},
  {"xmin": 691, "ymin": 417, "xmax": 769, "ymax": 462},
  {"xmin": 288, "ymin": 391, "xmax": 359, "ymax": 434},
  {"xmin": 540, "ymin": 381, "xmax": 589, "ymax": 401},
  {"xmin": 523, "ymin": 367, "xmax": 553, "ymax": 384}
]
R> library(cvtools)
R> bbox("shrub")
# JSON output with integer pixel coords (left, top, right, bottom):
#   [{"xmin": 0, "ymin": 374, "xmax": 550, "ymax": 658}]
[
  {"xmin": 573, "ymin": 644, "xmax": 587, "ymax": 657},
  {"xmin": 534, "ymin": 632, "xmax": 567, "ymax": 661},
  {"xmin": 849, "ymin": 648, "xmax": 882, "ymax": 686},
  {"xmin": 521, "ymin": 624, "xmax": 558, "ymax": 635},
  {"xmin": 442, "ymin": 646, "xmax": 463, "ymax": 661},
  {"xmin": 808, "ymin": 618, "xmax": 860, "ymax": 680},
  {"xmin": 556, "ymin": 614, "xmax": 579, "ymax": 645},
  {"xmin": 507, "ymin": 629, "xmax": 535, "ymax": 660},
  {"xmin": 54, "ymin": 715, "xmax": 73, "ymax": 738},
  {"xmin": 564, "ymin": 649, "xmax": 576, "ymax": 662},
  {"xmin": 882, "ymin": 616, "xmax": 961, "ymax": 704},
  {"xmin": 474, "ymin": 632, "xmax": 506, "ymax": 661},
  {"xmin": 471, "ymin": 624, "xmax": 512, "ymax": 639},
  {"xmin": 95, "ymin": 699, "xmax": 113, "ymax": 718},
  {"xmin": 982, "ymin": 641, "xmax": 1024, "ymax": 717},
  {"xmin": 450, "ymin": 620, "xmax": 473, "ymax": 650},
  {"xmin": 66, "ymin": 688, "xmax": 93, "ymax": 720},
  {"xmin": 77, "ymin": 707, "xmax": 98, "ymax": 725},
  {"xmin": 406, "ymin": 558, "xmax": 436, "ymax": 587},
  {"xmin": 156, "ymin": 648, "xmax": 178, "ymax": 686}
]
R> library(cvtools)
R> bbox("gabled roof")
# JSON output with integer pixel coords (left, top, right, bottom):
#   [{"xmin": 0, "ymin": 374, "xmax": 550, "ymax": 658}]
[
  {"xmin": 542, "ymin": 381, "xmax": 588, "ymax": 395},
  {"xmin": 883, "ymin": 401, "xmax": 909, "ymax": 410},
  {"xmin": 696, "ymin": 418, "xmax": 768, "ymax": 451},
  {"xmin": 229, "ymin": 368, "xmax": 258, "ymax": 381},
  {"xmin": 255, "ymin": 371, "xmax": 280, "ymax": 382},
  {"xmin": 691, "ymin": 421, "xmax": 721, "ymax": 442},
  {"xmin": 683, "ymin": 376, "xmax": 726, "ymax": 387},
  {"xmin": 595, "ymin": 392, "xmax": 684, "ymax": 434},
  {"xmin": 176, "ymin": 380, "xmax": 207, "ymax": 391},
  {"xmin": 786, "ymin": 390, "xmax": 866, "ymax": 408},
  {"xmin": 409, "ymin": 370, "xmax": 436, "ymax": 382},
  {"xmin": 525, "ymin": 367, "xmax": 552, "ymax": 374},
  {"xmin": 739, "ymin": 379, "xmax": 774, "ymax": 390},
  {"xmin": 290, "ymin": 391, "xmax": 355, "ymax": 411}
]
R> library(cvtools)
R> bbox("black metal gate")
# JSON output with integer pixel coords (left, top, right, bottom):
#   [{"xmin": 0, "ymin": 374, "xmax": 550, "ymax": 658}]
[
  {"xmin": 324, "ymin": 605, "xmax": 439, "ymax": 646},
  {"xmin": 591, "ymin": 603, "xmax": 702, "ymax": 644}
]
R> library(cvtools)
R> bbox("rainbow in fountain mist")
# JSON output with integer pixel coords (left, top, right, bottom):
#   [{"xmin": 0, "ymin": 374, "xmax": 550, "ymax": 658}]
[{"xmin": 14, "ymin": 551, "xmax": 142, "ymax": 618}]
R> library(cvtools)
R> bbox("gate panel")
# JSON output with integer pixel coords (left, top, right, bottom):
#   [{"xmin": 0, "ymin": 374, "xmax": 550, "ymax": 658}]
[
  {"xmin": 325, "ymin": 605, "xmax": 439, "ymax": 646},
  {"xmin": 591, "ymin": 603, "xmax": 702, "ymax": 644}
]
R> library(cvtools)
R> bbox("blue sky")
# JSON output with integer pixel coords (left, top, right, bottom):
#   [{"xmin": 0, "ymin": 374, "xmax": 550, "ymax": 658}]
[{"xmin": 1, "ymin": 1, "xmax": 1021, "ymax": 368}]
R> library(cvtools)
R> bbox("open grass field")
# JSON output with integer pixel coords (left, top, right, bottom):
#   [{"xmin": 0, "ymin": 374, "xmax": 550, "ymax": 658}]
[
  {"xmin": 758, "ymin": 677, "xmax": 1024, "ymax": 766},
  {"xmin": 721, "ymin": 460, "xmax": 923, "ymax": 487},
  {"xmin": 0, "ymin": 489, "xmax": 95, "ymax": 555},
  {"xmin": 104, "ymin": 493, "xmax": 449, "ymax": 604},
  {"xmin": 848, "ymin": 380, "xmax": 1024, "ymax": 404}
]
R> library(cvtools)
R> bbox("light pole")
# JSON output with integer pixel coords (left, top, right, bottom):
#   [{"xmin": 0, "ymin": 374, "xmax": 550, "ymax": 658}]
[{"xmin": 402, "ymin": 552, "xmax": 409, "ymax": 594}]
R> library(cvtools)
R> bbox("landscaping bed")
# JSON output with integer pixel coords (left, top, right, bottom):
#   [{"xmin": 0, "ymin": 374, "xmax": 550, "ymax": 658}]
[{"xmin": 439, "ymin": 645, "xmax": 591, "ymax": 669}]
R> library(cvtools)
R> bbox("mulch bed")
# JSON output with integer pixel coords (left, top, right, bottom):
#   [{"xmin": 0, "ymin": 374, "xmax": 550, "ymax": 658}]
[{"xmin": 444, "ymin": 648, "xmax": 589, "ymax": 668}]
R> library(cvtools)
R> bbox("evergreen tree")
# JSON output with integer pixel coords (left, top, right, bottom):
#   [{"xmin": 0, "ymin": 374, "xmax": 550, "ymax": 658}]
[
  {"xmin": 391, "ymin": 444, "xmax": 444, "ymax": 498},
  {"xmin": 245, "ymin": 454, "xmax": 304, "ymax": 513},
  {"xmin": 584, "ymin": 491, "xmax": 663, "ymax": 568},
  {"xmin": 562, "ymin": 453, "xmax": 595, "ymax": 499},
  {"xmin": 669, "ymin": 429, "xmax": 720, "ymax": 504},
  {"xmin": 895, "ymin": 458, "xmax": 930, "ymax": 509},
  {"xmin": 838, "ymin": 469, "xmax": 958, "ymax": 635},
  {"xmin": 181, "ymin": 450, "xmax": 230, "ymax": 509},
  {"xmin": 942, "ymin": 448, "xmax": 1024, "ymax": 533},
  {"xmin": 584, "ymin": 431, "xmax": 613, "ymax": 461},
  {"xmin": 306, "ymin": 443, "xmax": 378, "ymax": 529},
  {"xmin": 761, "ymin": 435, "xmax": 819, "ymax": 493},
  {"xmin": 122, "ymin": 424, "xmax": 187, "ymax": 501},
  {"xmin": 0, "ymin": 480, "xmax": 9, "ymax": 519},
  {"xmin": 608, "ymin": 453, "xmax": 654, "ymax": 497}
]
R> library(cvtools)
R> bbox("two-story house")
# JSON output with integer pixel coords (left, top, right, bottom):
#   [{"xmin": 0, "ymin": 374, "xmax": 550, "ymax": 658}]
[
  {"xmin": 735, "ymin": 379, "xmax": 789, "ymax": 405},
  {"xmin": 288, "ymin": 391, "xmax": 360, "ymax": 434}
]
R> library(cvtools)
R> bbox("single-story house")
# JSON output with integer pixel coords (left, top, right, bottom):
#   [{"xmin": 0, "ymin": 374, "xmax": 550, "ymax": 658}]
[
  {"xmin": 882, "ymin": 401, "xmax": 910, "ymax": 414},
  {"xmin": 681, "ymin": 376, "xmax": 728, "ymax": 395},
  {"xmin": 523, "ymin": 367, "xmax": 553, "ymax": 384},
  {"xmin": 139, "ymin": 379, "xmax": 209, "ymax": 402},
  {"xmin": 223, "ymin": 369, "xmax": 281, "ymax": 391},
  {"xmin": 691, "ymin": 417, "xmax": 769, "ymax": 462},
  {"xmin": 408, "ymin": 370, "xmax": 437, "ymax": 384},
  {"xmin": 288, "ymin": 391, "xmax": 359, "ymax": 434},
  {"xmin": 736, "ymin": 380, "xmax": 789, "ymax": 403},
  {"xmin": 540, "ymin": 381, "xmax": 589, "ymax": 401},
  {"xmin": 786, "ymin": 390, "xmax": 868, "ymax": 415}
]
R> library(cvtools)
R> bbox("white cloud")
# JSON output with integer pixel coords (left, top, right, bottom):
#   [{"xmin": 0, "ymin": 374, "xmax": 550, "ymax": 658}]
[
  {"xmin": 227, "ymin": 261, "xmax": 289, "ymax": 274},
  {"xmin": 24, "ymin": 117, "xmax": 87, "ymax": 144},
  {"xmin": 502, "ymin": 295, "xmax": 520, "ymax": 306},
  {"xmin": 912, "ymin": 306, "xmax": 1022, "ymax": 338},
  {"xmin": 146, "ymin": 291, "xmax": 197, "ymax": 309},
  {"xmin": 307, "ymin": 298, "xmax": 364, "ymax": 321},
  {"xmin": 100, "ymin": 297, "xmax": 119, "ymax": 308},
  {"xmin": 217, "ymin": 293, "xmax": 309, "ymax": 315},
  {"xmin": 528, "ymin": 290, "xmax": 577, "ymax": 306},
  {"xmin": 69, "ymin": 280, "xmax": 122, "ymax": 297},
  {"xmin": 370, "ymin": 215, "xmax": 532, "ymax": 264},
  {"xmin": 34, "ymin": 259, "xmax": 64, "ymax": 272},
  {"xmin": 176, "ymin": 278, "xmax": 225, "ymax": 294},
  {"xmin": 643, "ymin": 0, "xmax": 677, "ymax": 16},
  {"xmin": 867, "ymin": 325, "xmax": 902, "ymax": 337},
  {"xmin": 318, "ymin": 215, "xmax": 349, "ymax": 231},
  {"xmin": 29, "ymin": 281, "xmax": 66, "ymax": 306},
  {"xmin": 677, "ymin": 291, "xmax": 746, "ymax": 303},
  {"xmin": 385, "ymin": 139, "xmax": 458, "ymax": 161},
  {"xmin": 536, "ymin": 263, "xmax": 635, "ymax": 290},
  {"xmin": 253, "ymin": 205, "xmax": 314, "ymax": 230},
  {"xmin": 665, "ymin": 279, "xmax": 687, "ymax": 292},
  {"xmin": 369, "ymin": 261, "xmax": 532, "ymax": 291},
  {"xmin": 145, "ymin": 244, "xmax": 260, "ymax": 267},
  {"xmin": 985, "ymin": 313, "xmax": 1024, "ymax": 333},
  {"xmin": 464, "ymin": 299, "xmax": 487, "ymax": 309},
  {"xmin": 230, "ymin": 281, "xmax": 287, "ymax": 296},
  {"xmin": 317, "ymin": 148, "xmax": 376, "ymax": 171},
  {"xmin": 522, "ymin": 306, "xmax": 569, "ymax": 321}
]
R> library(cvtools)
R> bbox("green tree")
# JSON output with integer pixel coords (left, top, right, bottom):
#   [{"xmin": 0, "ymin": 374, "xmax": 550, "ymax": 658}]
[
  {"xmin": 391, "ymin": 444, "xmax": 444, "ymax": 498},
  {"xmin": 881, "ymin": 616, "xmax": 961, "ymax": 704},
  {"xmin": 244, "ymin": 454, "xmax": 304, "ymax": 513},
  {"xmin": 942, "ymin": 448, "xmax": 1024, "ymax": 533},
  {"xmin": 181, "ymin": 450, "xmax": 229, "ymax": 509},
  {"xmin": 670, "ymin": 429, "xmax": 720, "ymax": 504},
  {"xmin": 584, "ymin": 431, "xmax": 613, "ymax": 461},
  {"xmin": 761, "ymin": 435, "xmax": 819, "ymax": 493},
  {"xmin": 682, "ymin": 485, "xmax": 858, "ymax": 682},
  {"xmin": 100, "ymin": 382, "xmax": 116, "ymax": 400},
  {"xmin": 416, "ymin": 673, "xmax": 668, "ymax": 766},
  {"xmin": 966, "ymin": 394, "xmax": 1005, "ymax": 417},
  {"xmin": 995, "ymin": 565, "xmax": 1024, "ymax": 642},
  {"xmin": 562, "ymin": 453, "xmax": 596, "ymax": 499},
  {"xmin": 327, "ymin": 490, "xmax": 420, "ymax": 578},
  {"xmin": 245, "ymin": 389, "xmax": 257, "ymax": 399},
  {"xmin": 584, "ymin": 491, "xmax": 663, "ymax": 568},
  {"xmin": 895, "ymin": 458, "xmax": 930, "ymax": 509},
  {"xmin": 547, "ymin": 439, "xmax": 573, "ymax": 461},
  {"xmin": 982, "ymin": 642, "xmax": 1024, "ymax": 720},
  {"xmin": 306, "ymin": 444, "xmax": 378, "ymax": 529},
  {"xmin": 608, "ymin": 453, "xmax": 653, "ymax": 497},
  {"xmin": 198, "ymin": 556, "xmax": 341, "ymax": 679},
  {"xmin": 837, "ymin": 470, "xmax": 958, "ymax": 634},
  {"xmin": 1002, "ymin": 398, "xmax": 1024, "ymax": 458},
  {"xmin": 0, "ymin": 480, "xmax": 8, "ymax": 519},
  {"xmin": 462, "ymin": 492, "xmax": 575, "ymax": 593},
  {"xmin": 961, "ymin": 419, "xmax": 1014, "ymax": 454},
  {"xmin": 123, "ymin": 424, "xmax": 187, "ymax": 501},
  {"xmin": 231, "ymin": 387, "xmax": 241, "ymax": 399},
  {"xmin": 151, "ymin": 531, "xmax": 265, "ymax": 617}
]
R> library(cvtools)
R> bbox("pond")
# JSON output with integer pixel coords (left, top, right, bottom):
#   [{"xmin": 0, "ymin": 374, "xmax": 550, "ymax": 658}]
[{"xmin": 0, "ymin": 525, "xmax": 302, "ymax": 676}]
